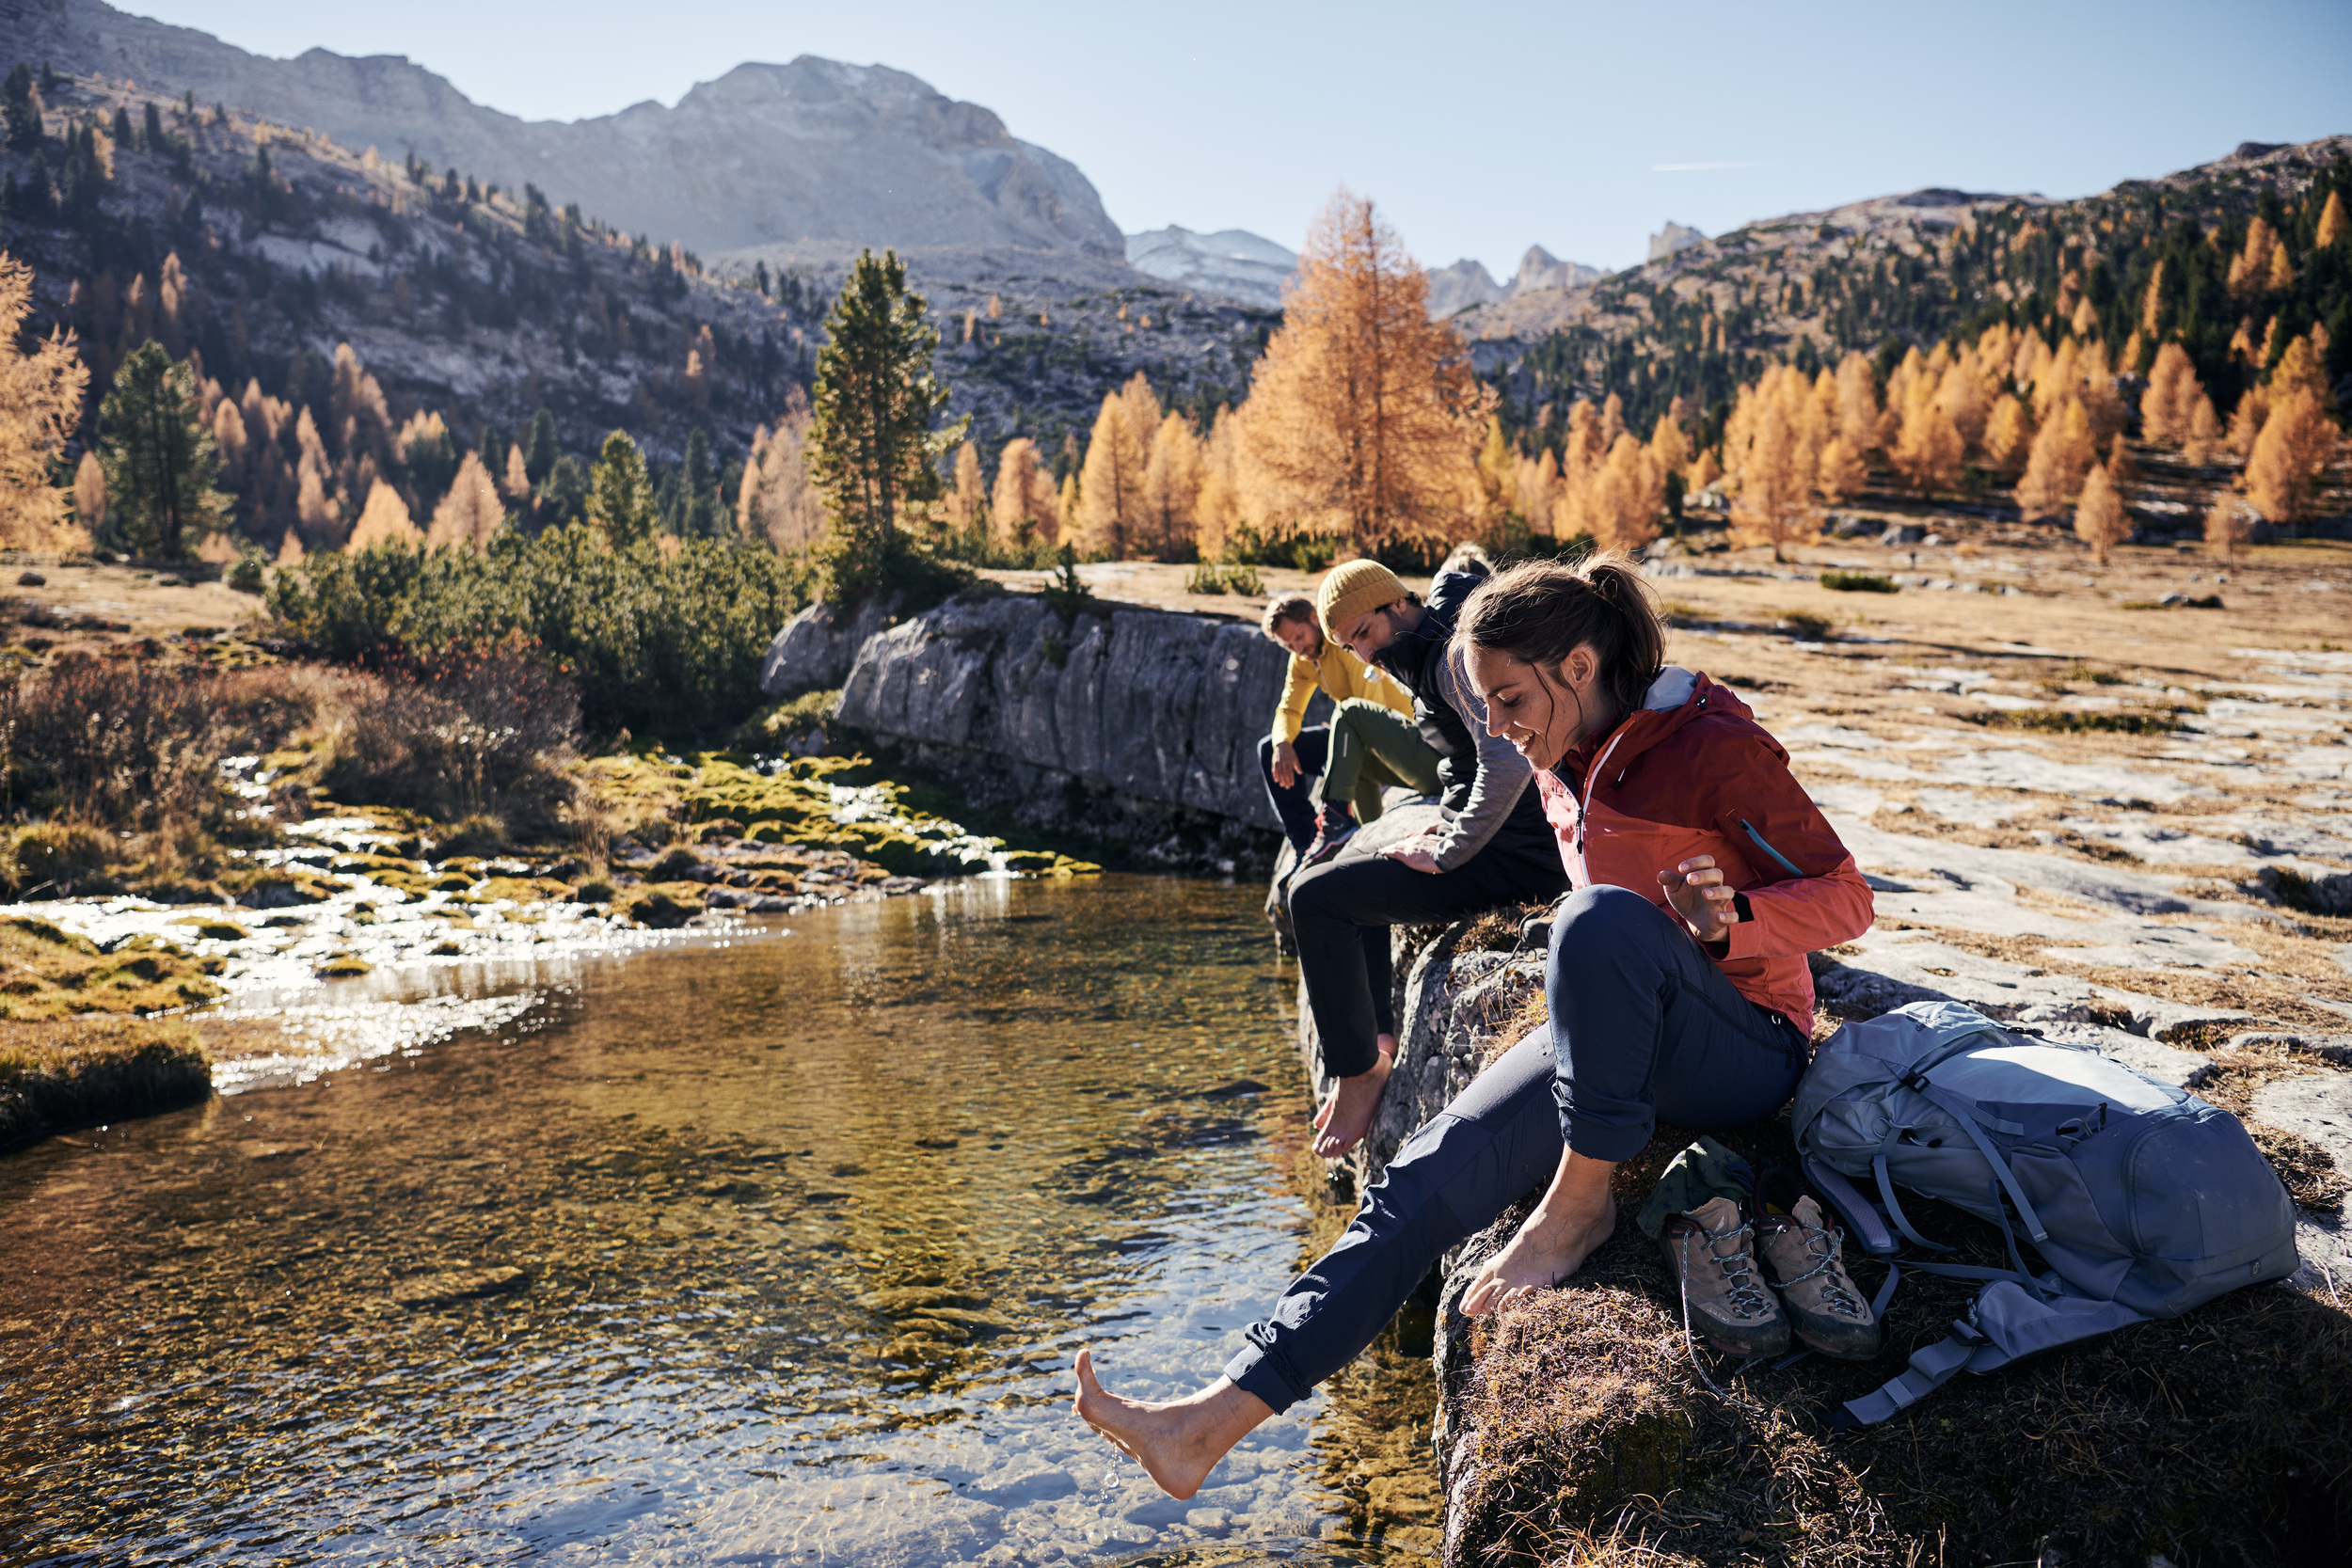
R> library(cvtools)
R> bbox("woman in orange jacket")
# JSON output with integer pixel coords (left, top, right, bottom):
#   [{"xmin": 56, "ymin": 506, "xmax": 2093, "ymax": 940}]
[{"xmin": 1073, "ymin": 552, "xmax": 1875, "ymax": 1501}]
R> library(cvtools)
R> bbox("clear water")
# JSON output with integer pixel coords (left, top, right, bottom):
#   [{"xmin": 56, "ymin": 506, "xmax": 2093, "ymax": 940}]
[{"xmin": 0, "ymin": 877, "xmax": 1417, "ymax": 1566}]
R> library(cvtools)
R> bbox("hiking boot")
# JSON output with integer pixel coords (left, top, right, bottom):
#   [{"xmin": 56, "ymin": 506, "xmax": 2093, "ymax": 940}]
[
  {"xmin": 1301, "ymin": 802, "xmax": 1358, "ymax": 865},
  {"xmin": 1660, "ymin": 1195, "xmax": 1788, "ymax": 1357},
  {"xmin": 1757, "ymin": 1195, "xmax": 1881, "ymax": 1361}
]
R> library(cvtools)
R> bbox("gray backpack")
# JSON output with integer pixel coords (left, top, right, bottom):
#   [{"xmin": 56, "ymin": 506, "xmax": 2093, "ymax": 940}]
[{"xmin": 1790, "ymin": 1000, "xmax": 2299, "ymax": 1426}]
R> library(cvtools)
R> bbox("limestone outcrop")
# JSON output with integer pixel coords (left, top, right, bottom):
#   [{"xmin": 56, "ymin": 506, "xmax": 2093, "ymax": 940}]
[{"xmin": 784, "ymin": 588, "xmax": 1300, "ymax": 866}]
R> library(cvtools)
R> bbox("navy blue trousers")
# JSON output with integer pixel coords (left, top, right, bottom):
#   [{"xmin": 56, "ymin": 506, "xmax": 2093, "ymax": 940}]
[{"xmin": 1226, "ymin": 886, "xmax": 1808, "ymax": 1412}]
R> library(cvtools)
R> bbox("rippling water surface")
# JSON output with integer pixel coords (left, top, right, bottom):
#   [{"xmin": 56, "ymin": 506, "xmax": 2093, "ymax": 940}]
[{"xmin": 0, "ymin": 876, "xmax": 1416, "ymax": 1566}]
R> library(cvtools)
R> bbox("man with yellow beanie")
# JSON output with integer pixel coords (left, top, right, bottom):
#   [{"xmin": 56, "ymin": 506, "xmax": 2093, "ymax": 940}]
[
  {"xmin": 1274, "ymin": 569, "xmax": 1444, "ymax": 866},
  {"xmin": 1287, "ymin": 547, "xmax": 1570, "ymax": 1159}
]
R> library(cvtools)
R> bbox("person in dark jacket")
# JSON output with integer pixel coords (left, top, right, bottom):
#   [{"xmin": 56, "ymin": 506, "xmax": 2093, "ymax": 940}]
[{"xmin": 1284, "ymin": 555, "xmax": 1571, "ymax": 1160}]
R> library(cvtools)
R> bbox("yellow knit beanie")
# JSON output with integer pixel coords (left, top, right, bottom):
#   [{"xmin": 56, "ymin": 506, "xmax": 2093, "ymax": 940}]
[{"xmin": 1316, "ymin": 559, "xmax": 1408, "ymax": 633}]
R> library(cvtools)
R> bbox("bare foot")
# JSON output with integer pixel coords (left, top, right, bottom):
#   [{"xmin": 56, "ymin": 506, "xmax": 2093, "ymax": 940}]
[
  {"xmin": 1459, "ymin": 1198, "xmax": 1616, "ymax": 1318},
  {"xmin": 1310, "ymin": 1054, "xmax": 1391, "ymax": 1159},
  {"xmin": 1072, "ymin": 1347, "xmax": 1272, "ymax": 1501}
]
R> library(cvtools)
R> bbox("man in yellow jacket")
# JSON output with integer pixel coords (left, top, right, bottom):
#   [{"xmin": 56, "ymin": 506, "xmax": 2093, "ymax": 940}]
[{"xmin": 1259, "ymin": 594, "xmax": 1430, "ymax": 862}]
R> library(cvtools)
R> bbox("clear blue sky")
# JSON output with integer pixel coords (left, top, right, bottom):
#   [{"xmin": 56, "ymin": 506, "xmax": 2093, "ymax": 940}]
[{"xmin": 127, "ymin": 0, "xmax": 2352, "ymax": 276}]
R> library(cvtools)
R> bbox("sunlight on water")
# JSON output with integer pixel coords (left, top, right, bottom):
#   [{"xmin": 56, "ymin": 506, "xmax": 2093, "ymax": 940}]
[{"xmin": 0, "ymin": 876, "xmax": 1423, "ymax": 1566}]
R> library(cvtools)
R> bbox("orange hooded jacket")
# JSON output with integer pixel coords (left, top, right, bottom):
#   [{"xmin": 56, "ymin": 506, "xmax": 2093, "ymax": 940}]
[{"xmin": 1534, "ymin": 668, "xmax": 1874, "ymax": 1034}]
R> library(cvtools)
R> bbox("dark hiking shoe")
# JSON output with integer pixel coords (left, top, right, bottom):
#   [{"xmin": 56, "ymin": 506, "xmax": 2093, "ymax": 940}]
[
  {"xmin": 1661, "ymin": 1195, "xmax": 1789, "ymax": 1358},
  {"xmin": 1757, "ymin": 1195, "xmax": 1881, "ymax": 1361},
  {"xmin": 1301, "ymin": 802, "xmax": 1358, "ymax": 865}
]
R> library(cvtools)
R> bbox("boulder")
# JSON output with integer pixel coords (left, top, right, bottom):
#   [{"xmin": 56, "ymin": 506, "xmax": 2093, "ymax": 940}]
[
  {"xmin": 760, "ymin": 595, "xmax": 899, "ymax": 699},
  {"xmin": 831, "ymin": 590, "xmax": 1295, "ymax": 861}
]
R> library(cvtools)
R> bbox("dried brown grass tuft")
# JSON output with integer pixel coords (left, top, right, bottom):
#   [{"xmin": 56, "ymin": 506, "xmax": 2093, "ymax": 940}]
[
  {"xmin": 0, "ymin": 1015, "xmax": 210, "ymax": 1149},
  {"xmin": 1443, "ymin": 1114, "xmax": 2352, "ymax": 1565}
]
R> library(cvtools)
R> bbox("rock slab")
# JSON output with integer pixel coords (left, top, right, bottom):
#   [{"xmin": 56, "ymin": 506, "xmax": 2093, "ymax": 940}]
[{"xmin": 832, "ymin": 589, "xmax": 1296, "ymax": 849}]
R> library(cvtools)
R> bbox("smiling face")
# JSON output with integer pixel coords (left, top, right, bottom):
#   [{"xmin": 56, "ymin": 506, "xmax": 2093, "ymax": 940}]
[{"xmin": 1465, "ymin": 642, "xmax": 1603, "ymax": 769}]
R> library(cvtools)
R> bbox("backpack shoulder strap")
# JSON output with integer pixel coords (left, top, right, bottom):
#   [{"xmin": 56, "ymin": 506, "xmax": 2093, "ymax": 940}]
[
  {"xmin": 1828, "ymin": 1285, "xmax": 2152, "ymax": 1428},
  {"xmin": 1905, "ymin": 1070, "xmax": 2051, "ymax": 1242},
  {"xmin": 1826, "ymin": 1324, "xmax": 1985, "ymax": 1428}
]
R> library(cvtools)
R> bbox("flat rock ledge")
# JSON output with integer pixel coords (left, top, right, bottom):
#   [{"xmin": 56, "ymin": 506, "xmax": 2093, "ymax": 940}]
[{"xmin": 1299, "ymin": 907, "xmax": 2352, "ymax": 1563}]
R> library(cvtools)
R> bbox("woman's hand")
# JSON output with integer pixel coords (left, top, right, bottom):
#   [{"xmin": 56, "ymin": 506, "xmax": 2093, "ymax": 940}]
[
  {"xmin": 1658, "ymin": 854, "xmax": 1738, "ymax": 947},
  {"xmin": 1380, "ymin": 824, "xmax": 1445, "ymax": 875},
  {"xmin": 1270, "ymin": 741, "xmax": 1301, "ymax": 789}
]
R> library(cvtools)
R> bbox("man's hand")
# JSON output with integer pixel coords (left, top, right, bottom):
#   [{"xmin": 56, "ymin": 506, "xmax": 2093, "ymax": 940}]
[
  {"xmin": 1658, "ymin": 854, "xmax": 1738, "ymax": 947},
  {"xmin": 1271, "ymin": 741, "xmax": 1301, "ymax": 790},
  {"xmin": 1380, "ymin": 824, "xmax": 1446, "ymax": 875}
]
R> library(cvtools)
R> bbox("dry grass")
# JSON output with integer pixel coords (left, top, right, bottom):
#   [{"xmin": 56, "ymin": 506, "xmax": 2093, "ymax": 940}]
[
  {"xmin": 0, "ymin": 648, "xmax": 585, "ymax": 900},
  {"xmin": 1444, "ymin": 1116, "xmax": 2352, "ymax": 1566},
  {"xmin": 0, "ymin": 1014, "xmax": 210, "ymax": 1149}
]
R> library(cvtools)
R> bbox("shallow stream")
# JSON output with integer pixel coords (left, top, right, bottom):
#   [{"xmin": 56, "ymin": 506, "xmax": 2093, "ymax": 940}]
[{"xmin": 0, "ymin": 877, "xmax": 1422, "ymax": 1566}]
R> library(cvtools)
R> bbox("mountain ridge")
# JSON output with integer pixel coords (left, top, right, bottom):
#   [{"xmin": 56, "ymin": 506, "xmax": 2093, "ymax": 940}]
[{"xmin": 1, "ymin": 0, "xmax": 1125, "ymax": 257}]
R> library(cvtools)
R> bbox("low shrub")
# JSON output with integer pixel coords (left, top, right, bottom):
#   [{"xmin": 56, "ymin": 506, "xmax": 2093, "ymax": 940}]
[
  {"xmin": 1820, "ymin": 570, "xmax": 1899, "ymax": 593},
  {"xmin": 1778, "ymin": 610, "xmax": 1835, "ymax": 641},
  {"xmin": 1184, "ymin": 562, "xmax": 1267, "ymax": 595},
  {"xmin": 0, "ymin": 656, "xmax": 238, "ymax": 834},
  {"xmin": 265, "ymin": 529, "xmax": 813, "ymax": 737},
  {"xmin": 314, "ymin": 640, "xmax": 580, "ymax": 834}
]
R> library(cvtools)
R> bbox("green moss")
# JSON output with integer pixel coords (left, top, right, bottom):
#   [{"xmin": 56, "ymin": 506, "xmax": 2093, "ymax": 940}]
[
  {"xmin": 618, "ymin": 882, "xmax": 705, "ymax": 928},
  {"xmin": 475, "ymin": 876, "xmax": 576, "ymax": 904},
  {"xmin": 1967, "ymin": 708, "xmax": 2188, "ymax": 735},
  {"xmin": 169, "ymin": 915, "xmax": 252, "ymax": 942},
  {"xmin": 314, "ymin": 955, "xmax": 374, "ymax": 978},
  {"xmin": 217, "ymin": 866, "xmax": 341, "ymax": 907},
  {"xmin": 1820, "ymin": 570, "xmax": 1899, "ymax": 593},
  {"xmin": 0, "ymin": 919, "xmax": 226, "ymax": 1019},
  {"xmin": 0, "ymin": 1016, "xmax": 211, "ymax": 1149}
]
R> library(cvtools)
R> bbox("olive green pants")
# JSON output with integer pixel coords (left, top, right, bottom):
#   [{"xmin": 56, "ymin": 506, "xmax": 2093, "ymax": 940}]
[{"xmin": 1318, "ymin": 698, "xmax": 1443, "ymax": 813}]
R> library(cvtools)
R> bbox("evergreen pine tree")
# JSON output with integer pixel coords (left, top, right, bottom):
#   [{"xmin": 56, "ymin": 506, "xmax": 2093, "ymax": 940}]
[
  {"xmin": 681, "ymin": 426, "xmax": 722, "ymax": 537},
  {"xmin": 805, "ymin": 247, "xmax": 966, "ymax": 598},
  {"xmin": 97, "ymin": 340, "xmax": 228, "ymax": 557},
  {"xmin": 2, "ymin": 64, "xmax": 41, "ymax": 153},
  {"xmin": 585, "ymin": 429, "xmax": 656, "ymax": 549},
  {"xmin": 522, "ymin": 407, "xmax": 559, "ymax": 486}
]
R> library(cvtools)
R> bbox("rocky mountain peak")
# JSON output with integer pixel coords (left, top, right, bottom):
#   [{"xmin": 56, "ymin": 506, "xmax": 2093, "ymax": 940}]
[
  {"xmin": 11, "ymin": 0, "xmax": 1124, "ymax": 257},
  {"xmin": 1123, "ymin": 226, "xmax": 1295, "ymax": 309}
]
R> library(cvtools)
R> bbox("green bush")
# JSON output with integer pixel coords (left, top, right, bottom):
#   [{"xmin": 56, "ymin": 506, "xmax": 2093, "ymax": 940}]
[
  {"xmin": 1185, "ymin": 562, "xmax": 1266, "ymax": 596},
  {"xmin": 1820, "ymin": 570, "xmax": 1899, "ymax": 594},
  {"xmin": 264, "ymin": 529, "xmax": 812, "ymax": 737}
]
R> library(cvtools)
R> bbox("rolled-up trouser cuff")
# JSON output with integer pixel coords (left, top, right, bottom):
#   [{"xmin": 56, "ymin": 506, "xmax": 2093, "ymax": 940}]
[
  {"xmin": 1561, "ymin": 1107, "xmax": 1653, "ymax": 1164},
  {"xmin": 1222, "ymin": 1342, "xmax": 1311, "ymax": 1416}
]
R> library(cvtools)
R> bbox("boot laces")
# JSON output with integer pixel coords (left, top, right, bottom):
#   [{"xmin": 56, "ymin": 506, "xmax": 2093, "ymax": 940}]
[
  {"xmin": 1770, "ymin": 1218, "xmax": 1865, "ymax": 1317},
  {"xmin": 1680, "ymin": 1218, "xmax": 1772, "ymax": 1319}
]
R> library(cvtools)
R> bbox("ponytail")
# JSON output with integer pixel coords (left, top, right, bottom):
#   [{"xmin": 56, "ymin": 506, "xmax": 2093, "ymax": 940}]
[{"xmin": 1453, "ymin": 551, "xmax": 1666, "ymax": 716}]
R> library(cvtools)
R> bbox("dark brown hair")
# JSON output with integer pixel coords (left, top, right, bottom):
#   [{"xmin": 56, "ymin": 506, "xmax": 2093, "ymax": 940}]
[
  {"xmin": 1259, "ymin": 594, "xmax": 1319, "ymax": 641},
  {"xmin": 1453, "ymin": 552, "xmax": 1666, "ymax": 716}
]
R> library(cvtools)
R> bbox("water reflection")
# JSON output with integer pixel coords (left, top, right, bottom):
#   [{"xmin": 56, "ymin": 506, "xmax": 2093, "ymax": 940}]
[{"xmin": 0, "ymin": 876, "xmax": 1418, "ymax": 1565}]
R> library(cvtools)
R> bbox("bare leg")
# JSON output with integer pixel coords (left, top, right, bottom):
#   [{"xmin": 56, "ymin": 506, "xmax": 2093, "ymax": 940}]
[
  {"xmin": 1073, "ymin": 1347, "xmax": 1275, "ymax": 1501},
  {"xmin": 1309, "ymin": 1053, "xmax": 1391, "ymax": 1160},
  {"xmin": 1459, "ymin": 1147, "xmax": 1616, "ymax": 1318},
  {"xmin": 1313, "ymin": 1034, "xmax": 1395, "ymax": 1134}
]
